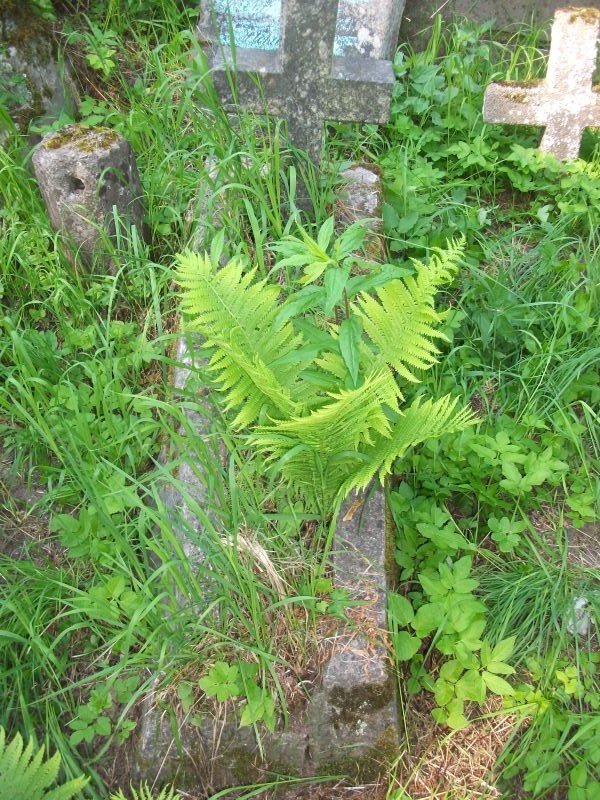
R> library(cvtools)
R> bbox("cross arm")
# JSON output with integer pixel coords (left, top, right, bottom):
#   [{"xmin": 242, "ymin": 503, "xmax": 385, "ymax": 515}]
[{"xmin": 483, "ymin": 81, "xmax": 551, "ymax": 127}]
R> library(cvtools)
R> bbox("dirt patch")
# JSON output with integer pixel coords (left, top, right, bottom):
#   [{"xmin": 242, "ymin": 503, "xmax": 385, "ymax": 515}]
[
  {"xmin": 0, "ymin": 447, "xmax": 65, "ymax": 564},
  {"xmin": 564, "ymin": 522, "xmax": 600, "ymax": 570},
  {"xmin": 530, "ymin": 505, "xmax": 600, "ymax": 571}
]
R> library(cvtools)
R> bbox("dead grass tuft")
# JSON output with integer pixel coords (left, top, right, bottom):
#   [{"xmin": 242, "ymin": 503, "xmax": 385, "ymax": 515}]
[{"xmin": 393, "ymin": 695, "xmax": 522, "ymax": 800}]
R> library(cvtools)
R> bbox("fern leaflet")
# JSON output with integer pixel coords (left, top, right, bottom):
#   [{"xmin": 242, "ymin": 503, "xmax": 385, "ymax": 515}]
[
  {"xmin": 357, "ymin": 236, "xmax": 465, "ymax": 382},
  {"xmin": 176, "ymin": 252, "xmax": 308, "ymax": 425},
  {"xmin": 341, "ymin": 394, "xmax": 475, "ymax": 495}
]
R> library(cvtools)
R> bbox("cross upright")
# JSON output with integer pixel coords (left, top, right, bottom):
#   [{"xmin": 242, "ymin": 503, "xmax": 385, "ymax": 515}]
[
  {"xmin": 206, "ymin": 0, "xmax": 395, "ymax": 166},
  {"xmin": 483, "ymin": 7, "xmax": 600, "ymax": 160}
]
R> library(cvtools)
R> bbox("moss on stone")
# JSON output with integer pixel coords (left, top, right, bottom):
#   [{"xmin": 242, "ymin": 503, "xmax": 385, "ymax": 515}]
[
  {"xmin": 328, "ymin": 676, "xmax": 395, "ymax": 728},
  {"xmin": 1, "ymin": 3, "xmax": 57, "ymax": 131},
  {"xmin": 497, "ymin": 79, "xmax": 542, "ymax": 89},
  {"xmin": 318, "ymin": 725, "xmax": 399, "ymax": 783},
  {"xmin": 383, "ymin": 495, "xmax": 397, "ymax": 589},
  {"xmin": 43, "ymin": 124, "xmax": 121, "ymax": 152},
  {"xmin": 564, "ymin": 6, "xmax": 600, "ymax": 24},
  {"xmin": 229, "ymin": 748, "xmax": 264, "ymax": 784},
  {"xmin": 507, "ymin": 91, "xmax": 528, "ymax": 104}
]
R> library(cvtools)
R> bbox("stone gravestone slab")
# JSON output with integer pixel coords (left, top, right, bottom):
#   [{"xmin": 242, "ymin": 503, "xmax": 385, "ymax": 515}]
[
  {"xmin": 483, "ymin": 7, "xmax": 600, "ymax": 160},
  {"xmin": 203, "ymin": 0, "xmax": 405, "ymax": 59},
  {"xmin": 200, "ymin": 0, "xmax": 397, "ymax": 165},
  {"xmin": 133, "ymin": 167, "xmax": 399, "ymax": 794}
]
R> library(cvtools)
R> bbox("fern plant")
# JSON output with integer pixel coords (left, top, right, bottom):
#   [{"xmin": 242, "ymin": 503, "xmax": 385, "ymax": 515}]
[
  {"xmin": 176, "ymin": 231, "xmax": 474, "ymax": 516},
  {"xmin": 0, "ymin": 727, "xmax": 88, "ymax": 800}
]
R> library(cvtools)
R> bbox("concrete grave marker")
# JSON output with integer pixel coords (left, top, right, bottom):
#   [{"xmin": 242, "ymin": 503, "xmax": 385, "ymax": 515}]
[
  {"xmin": 201, "ymin": 0, "xmax": 396, "ymax": 165},
  {"xmin": 32, "ymin": 125, "xmax": 145, "ymax": 270},
  {"xmin": 483, "ymin": 7, "xmax": 600, "ymax": 160}
]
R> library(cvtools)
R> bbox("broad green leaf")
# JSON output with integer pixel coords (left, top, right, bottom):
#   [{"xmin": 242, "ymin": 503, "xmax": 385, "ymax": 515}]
[
  {"xmin": 198, "ymin": 662, "xmax": 241, "ymax": 701},
  {"xmin": 317, "ymin": 216, "xmax": 335, "ymax": 251},
  {"xmin": 453, "ymin": 641, "xmax": 479, "ymax": 669},
  {"xmin": 480, "ymin": 639, "xmax": 492, "ymax": 667},
  {"xmin": 445, "ymin": 698, "xmax": 469, "ymax": 730},
  {"xmin": 453, "ymin": 555, "xmax": 473, "ymax": 579},
  {"xmin": 419, "ymin": 572, "xmax": 445, "ymax": 599},
  {"xmin": 95, "ymin": 716, "xmax": 112, "ymax": 736},
  {"xmin": 439, "ymin": 659, "xmax": 463, "ymax": 682},
  {"xmin": 324, "ymin": 268, "xmax": 348, "ymax": 314},
  {"xmin": 491, "ymin": 636, "xmax": 516, "ymax": 663},
  {"xmin": 486, "ymin": 661, "xmax": 515, "ymax": 676},
  {"xmin": 346, "ymin": 264, "xmax": 412, "ymax": 297},
  {"xmin": 455, "ymin": 669, "xmax": 485, "ymax": 703},
  {"xmin": 300, "ymin": 260, "xmax": 330, "ymax": 285},
  {"xmin": 412, "ymin": 602, "xmax": 442, "ymax": 637},
  {"xmin": 275, "ymin": 286, "xmax": 323, "ymax": 326},
  {"xmin": 482, "ymin": 671, "xmax": 514, "ymax": 696},
  {"xmin": 501, "ymin": 462, "xmax": 522, "ymax": 483},
  {"xmin": 336, "ymin": 219, "xmax": 368, "ymax": 258},
  {"xmin": 460, "ymin": 618, "xmax": 486, "ymax": 650},
  {"xmin": 388, "ymin": 592, "xmax": 415, "ymax": 626},
  {"xmin": 393, "ymin": 631, "xmax": 421, "ymax": 661},
  {"xmin": 338, "ymin": 315, "xmax": 363, "ymax": 387},
  {"xmin": 434, "ymin": 679, "xmax": 454, "ymax": 706}
]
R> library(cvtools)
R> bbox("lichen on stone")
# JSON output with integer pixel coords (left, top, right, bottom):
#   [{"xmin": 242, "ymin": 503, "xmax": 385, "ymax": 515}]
[
  {"xmin": 43, "ymin": 124, "xmax": 121, "ymax": 152},
  {"xmin": 564, "ymin": 6, "xmax": 600, "ymax": 25},
  {"xmin": 497, "ymin": 79, "xmax": 543, "ymax": 89}
]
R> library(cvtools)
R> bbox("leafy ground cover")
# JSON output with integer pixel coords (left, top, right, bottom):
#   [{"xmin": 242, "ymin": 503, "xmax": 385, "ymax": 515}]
[{"xmin": 0, "ymin": 2, "xmax": 598, "ymax": 799}]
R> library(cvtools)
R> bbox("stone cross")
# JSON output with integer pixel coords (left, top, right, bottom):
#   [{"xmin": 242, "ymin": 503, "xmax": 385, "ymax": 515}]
[
  {"xmin": 205, "ymin": 0, "xmax": 395, "ymax": 166},
  {"xmin": 483, "ymin": 7, "xmax": 600, "ymax": 160}
]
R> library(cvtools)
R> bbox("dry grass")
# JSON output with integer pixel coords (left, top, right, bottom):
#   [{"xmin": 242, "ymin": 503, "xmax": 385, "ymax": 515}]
[{"xmin": 392, "ymin": 696, "xmax": 522, "ymax": 800}]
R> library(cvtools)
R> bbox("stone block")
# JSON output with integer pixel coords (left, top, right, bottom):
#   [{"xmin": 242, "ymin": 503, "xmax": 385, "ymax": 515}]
[
  {"xmin": 133, "ymin": 167, "xmax": 399, "ymax": 793},
  {"xmin": 0, "ymin": 3, "xmax": 75, "ymax": 136},
  {"xmin": 401, "ymin": 0, "xmax": 600, "ymax": 45},
  {"xmin": 199, "ymin": 0, "xmax": 396, "ymax": 167},
  {"xmin": 32, "ymin": 125, "xmax": 145, "ymax": 270},
  {"xmin": 134, "ymin": 487, "xmax": 398, "ymax": 793},
  {"xmin": 337, "ymin": 165, "xmax": 385, "ymax": 260}
]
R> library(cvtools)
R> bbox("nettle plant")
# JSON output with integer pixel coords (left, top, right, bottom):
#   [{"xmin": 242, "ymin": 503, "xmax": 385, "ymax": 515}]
[{"xmin": 176, "ymin": 220, "xmax": 474, "ymax": 516}]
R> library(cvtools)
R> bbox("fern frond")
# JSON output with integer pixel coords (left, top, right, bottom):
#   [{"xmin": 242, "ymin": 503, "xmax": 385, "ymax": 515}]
[
  {"xmin": 208, "ymin": 343, "xmax": 297, "ymax": 428},
  {"xmin": 312, "ymin": 351, "xmax": 348, "ymax": 382},
  {"xmin": 251, "ymin": 435, "xmax": 363, "ymax": 515},
  {"xmin": 356, "ymin": 237, "xmax": 465, "ymax": 382},
  {"xmin": 0, "ymin": 728, "xmax": 88, "ymax": 800},
  {"xmin": 341, "ymin": 394, "xmax": 476, "ymax": 495},
  {"xmin": 176, "ymin": 252, "xmax": 307, "ymax": 425},
  {"xmin": 257, "ymin": 369, "xmax": 399, "ymax": 455}
]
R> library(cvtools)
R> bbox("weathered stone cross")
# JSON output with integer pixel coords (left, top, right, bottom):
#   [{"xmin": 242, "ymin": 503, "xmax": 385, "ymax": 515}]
[
  {"xmin": 483, "ymin": 7, "xmax": 600, "ymax": 160},
  {"xmin": 206, "ymin": 0, "xmax": 395, "ymax": 166}
]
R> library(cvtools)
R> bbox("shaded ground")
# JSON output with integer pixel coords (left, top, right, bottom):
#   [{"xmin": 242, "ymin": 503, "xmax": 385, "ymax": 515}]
[{"xmin": 0, "ymin": 446, "xmax": 60, "ymax": 563}]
